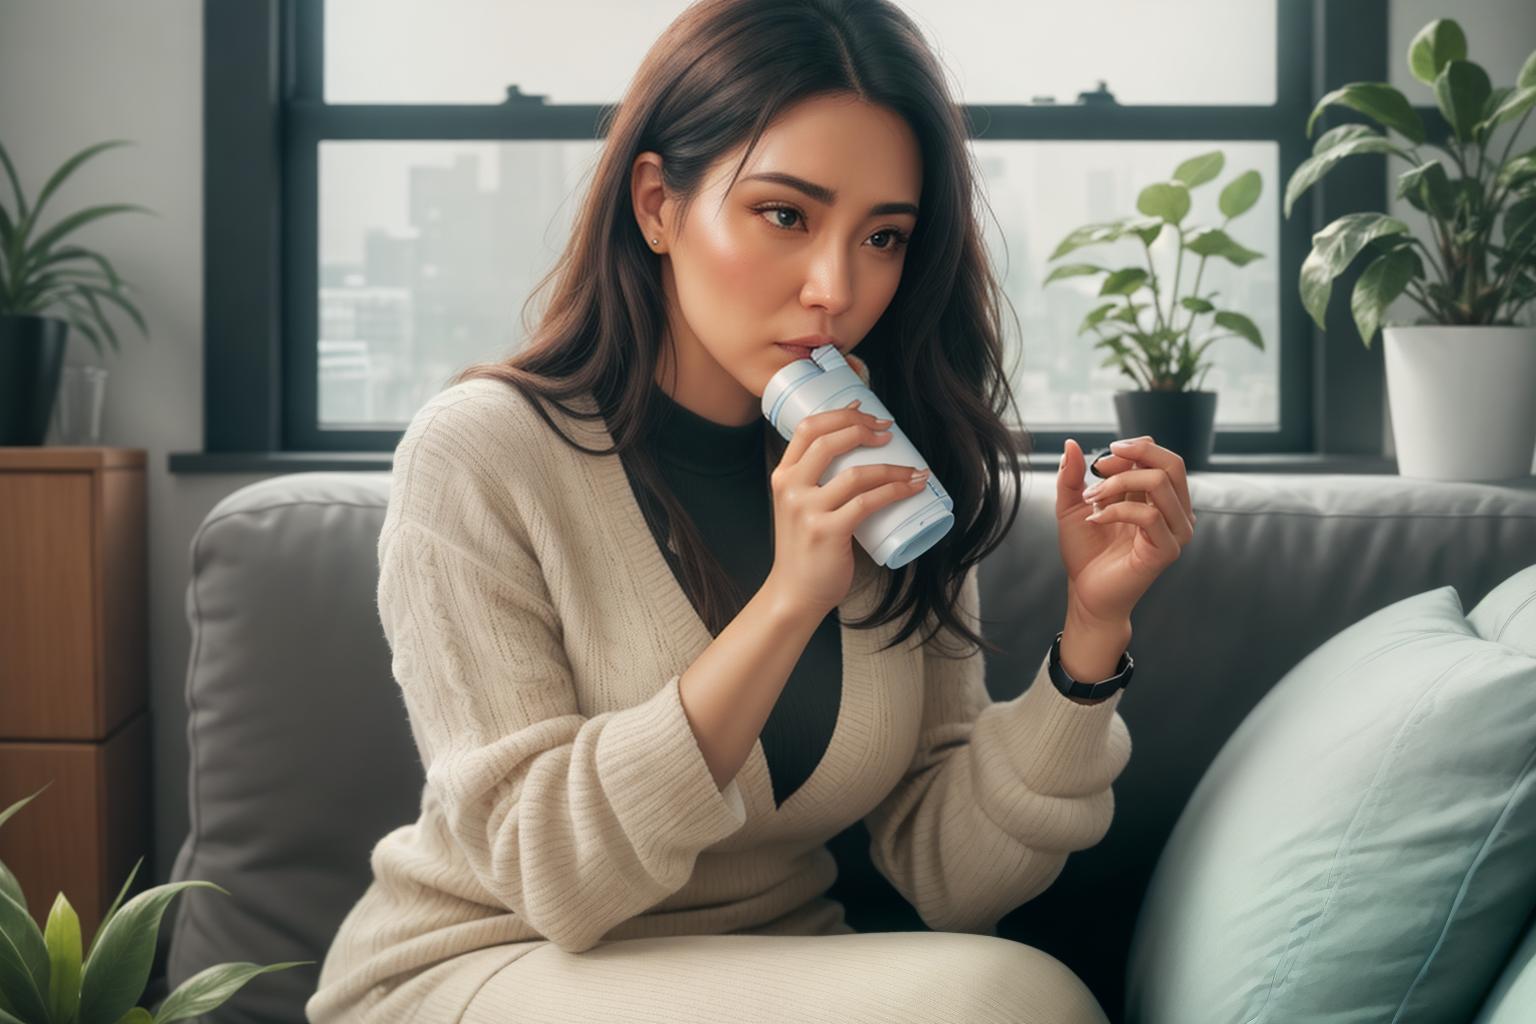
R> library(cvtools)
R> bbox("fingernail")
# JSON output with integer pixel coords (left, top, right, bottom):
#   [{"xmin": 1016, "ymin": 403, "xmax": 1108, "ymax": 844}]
[
  {"xmin": 1110, "ymin": 438, "xmax": 1133, "ymax": 449},
  {"xmin": 1083, "ymin": 484, "xmax": 1102, "ymax": 499},
  {"xmin": 909, "ymin": 468, "xmax": 930, "ymax": 482},
  {"xmin": 1086, "ymin": 509, "xmax": 1103, "ymax": 521},
  {"xmin": 873, "ymin": 416, "xmax": 892, "ymax": 426},
  {"xmin": 846, "ymin": 399, "xmax": 861, "ymax": 409}
]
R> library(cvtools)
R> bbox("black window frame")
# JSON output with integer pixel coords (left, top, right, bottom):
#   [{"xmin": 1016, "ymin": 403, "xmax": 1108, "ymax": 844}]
[{"xmin": 173, "ymin": 0, "xmax": 1399, "ymax": 473}]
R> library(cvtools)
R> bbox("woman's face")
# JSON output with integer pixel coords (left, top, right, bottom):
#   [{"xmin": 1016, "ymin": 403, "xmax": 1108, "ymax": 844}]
[{"xmin": 632, "ymin": 93, "xmax": 922, "ymax": 426}]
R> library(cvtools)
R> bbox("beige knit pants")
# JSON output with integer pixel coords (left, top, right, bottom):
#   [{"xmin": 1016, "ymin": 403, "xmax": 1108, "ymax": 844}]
[{"xmin": 452, "ymin": 930, "xmax": 1109, "ymax": 1024}]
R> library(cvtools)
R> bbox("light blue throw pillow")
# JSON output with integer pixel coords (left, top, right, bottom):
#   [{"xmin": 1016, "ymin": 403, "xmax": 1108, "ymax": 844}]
[
  {"xmin": 1125, "ymin": 563, "xmax": 1536, "ymax": 1024},
  {"xmin": 1475, "ymin": 917, "xmax": 1536, "ymax": 1023}
]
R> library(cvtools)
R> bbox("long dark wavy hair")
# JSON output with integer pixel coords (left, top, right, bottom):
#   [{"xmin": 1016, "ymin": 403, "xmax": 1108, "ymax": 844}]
[{"xmin": 450, "ymin": 0, "xmax": 1031, "ymax": 659}]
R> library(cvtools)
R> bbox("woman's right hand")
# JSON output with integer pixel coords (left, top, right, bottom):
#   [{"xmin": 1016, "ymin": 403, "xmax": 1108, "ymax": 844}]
[{"xmin": 765, "ymin": 400, "xmax": 930, "ymax": 617}]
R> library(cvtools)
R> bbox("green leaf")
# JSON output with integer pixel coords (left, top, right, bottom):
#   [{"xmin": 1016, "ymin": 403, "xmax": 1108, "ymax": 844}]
[
  {"xmin": 1312, "ymin": 123, "xmax": 1382, "ymax": 155},
  {"xmin": 1136, "ymin": 181, "xmax": 1191, "ymax": 225},
  {"xmin": 12, "ymin": 203, "xmax": 155, "ymax": 284},
  {"xmin": 82, "ymin": 282, "xmax": 149, "ymax": 339},
  {"xmin": 1351, "ymin": 248, "xmax": 1421, "ymax": 348},
  {"xmin": 1520, "ymin": 49, "xmax": 1536, "ymax": 89},
  {"xmin": 1435, "ymin": 59, "xmax": 1493, "ymax": 143},
  {"xmin": 1299, "ymin": 212, "xmax": 1412, "ymax": 328},
  {"xmin": 1181, "ymin": 296, "xmax": 1216, "ymax": 313},
  {"xmin": 87, "ymin": 858, "xmax": 144, "ymax": 964},
  {"xmin": 1099, "ymin": 267, "xmax": 1149, "ymax": 296},
  {"xmin": 1498, "ymin": 156, "xmax": 1536, "ymax": 195},
  {"xmin": 1478, "ymin": 85, "xmax": 1536, "ymax": 134},
  {"xmin": 1078, "ymin": 302, "xmax": 1118, "ymax": 333},
  {"xmin": 1043, "ymin": 263, "xmax": 1107, "ymax": 285},
  {"xmin": 0, "ymin": 861, "xmax": 22, "ymax": 919},
  {"xmin": 1284, "ymin": 133, "xmax": 1412, "ymax": 218},
  {"xmin": 1212, "ymin": 311, "xmax": 1264, "ymax": 350},
  {"xmin": 0, "ymin": 785, "xmax": 50, "ymax": 833},
  {"xmin": 1218, "ymin": 170, "xmax": 1263, "ymax": 218},
  {"xmin": 26, "ymin": 140, "xmax": 135, "ymax": 243},
  {"xmin": 1507, "ymin": 195, "xmax": 1536, "ymax": 252},
  {"xmin": 0, "ymin": 136, "xmax": 28, "ymax": 223},
  {"xmin": 38, "ymin": 245, "xmax": 125, "ymax": 288},
  {"xmin": 1396, "ymin": 160, "xmax": 1456, "ymax": 218},
  {"xmin": 1306, "ymin": 82, "xmax": 1425, "ymax": 144},
  {"xmin": 45, "ymin": 892, "xmax": 83, "ymax": 1024},
  {"xmin": 1173, "ymin": 151, "xmax": 1224, "ymax": 188},
  {"xmin": 113, "ymin": 1009, "xmax": 153, "ymax": 1024},
  {"xmin": 0, "ymin": 887, "xmax": 52, "ymax": 1024},
  {"xmin": 1184, "ymin": 227, "xmax": 1264, "ymax": 266},
  {"xmin": 1122, "ymin": 215, "xmax": 1164, "ymax": 246},
  {"xmin": 1048, "ymin": 221, "xmax": 1122, "ymax": 260},
  {"xmin": 1408, "ymin": 19, "xmax": 1468, "ymax": 85},
  {"xmin": 73, "ymin": 287, "xmax": 119, "ymax": 352},
  {"xmin": 78, "ymin": 879, "xmax": 227, "ymax": 1024},
  {"xmin": 152, "ymin": 960, "xmax": 315, "ymax": 1024}
]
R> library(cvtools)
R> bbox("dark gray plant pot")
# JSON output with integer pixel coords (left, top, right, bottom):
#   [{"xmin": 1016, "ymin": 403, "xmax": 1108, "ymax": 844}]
[
  {"xmin": 1111, "ymin": 389, "xmax": 1217, "ymax": 470},
  {"xmin": 0, "ymin": 314, "xmax": 69, "ymax": 446}
]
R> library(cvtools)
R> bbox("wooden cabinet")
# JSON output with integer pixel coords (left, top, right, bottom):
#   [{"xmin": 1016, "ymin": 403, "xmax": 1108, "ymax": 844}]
[{"xmin": 0, "ymin": 447, "xmax": 150, "ymax": 944}]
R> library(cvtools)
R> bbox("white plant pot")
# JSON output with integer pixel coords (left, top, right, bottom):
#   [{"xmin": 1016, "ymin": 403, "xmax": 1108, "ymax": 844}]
[{"xmin": 1382, "ymin": 325, "xmax": 1536, "ymax": 482}]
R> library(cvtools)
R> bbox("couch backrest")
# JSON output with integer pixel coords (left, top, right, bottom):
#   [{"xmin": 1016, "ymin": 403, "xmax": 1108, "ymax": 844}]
[{"xmin": 163, "ymin": 467, "xmax": 1536, "ymax": 1021}]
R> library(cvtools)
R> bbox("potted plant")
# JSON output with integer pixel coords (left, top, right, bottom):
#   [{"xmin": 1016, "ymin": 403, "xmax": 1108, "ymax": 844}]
[
  {"xmin": 1045, "ymin": 149, "xmax": 1267, "ymax": 470},
  {"xmin": 0, "ymin": 137, "xmax": 154, "ymax": 447},
  {"xmin": 0, "ymin": 783, "xmax": 310, "ymax": 1023},
  {"xmin": 1284, "ymin": 18, "xmax": 1536, "ymax": 481}
]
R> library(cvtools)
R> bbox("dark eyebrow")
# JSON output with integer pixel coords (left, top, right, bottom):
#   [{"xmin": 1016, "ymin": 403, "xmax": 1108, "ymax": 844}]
[{"xmin": 740, "ymin": 172, "xmax": 918, "ymax": 217}]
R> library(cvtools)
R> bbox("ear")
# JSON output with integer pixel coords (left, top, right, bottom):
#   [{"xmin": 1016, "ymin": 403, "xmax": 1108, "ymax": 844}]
[
  {"xmin": 846, "ymin": 352, "xmax": 869, "ymax": 385},
  {"xmin": 631, "ymin": 151, "xmax": 667, "ymax": 249}
]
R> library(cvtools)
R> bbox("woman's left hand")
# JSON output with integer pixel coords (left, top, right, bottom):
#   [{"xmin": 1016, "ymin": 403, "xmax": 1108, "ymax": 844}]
[{"xmin": 1055, "ymin": 435, "xmax": 1197, "ymax": 624}]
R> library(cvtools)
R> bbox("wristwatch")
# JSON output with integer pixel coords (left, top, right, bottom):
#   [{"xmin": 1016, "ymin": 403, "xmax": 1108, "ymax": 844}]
[{"xmin": 1048, "ymin": 630, "xmax": 1135, "ymax": 701}]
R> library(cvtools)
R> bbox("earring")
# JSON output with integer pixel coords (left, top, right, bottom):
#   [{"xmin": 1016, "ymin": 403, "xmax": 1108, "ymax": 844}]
[{"xmin": 650, "ymin": 238, "xmax": 659, "ymax": 246}]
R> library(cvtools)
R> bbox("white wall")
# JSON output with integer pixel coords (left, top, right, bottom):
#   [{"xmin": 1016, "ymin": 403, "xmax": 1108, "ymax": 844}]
[
  {"xmin": 1, "ymin": 0, "xmax": 1531, "ymax": 893},
  {"xmin": 0, "ymin": 0, "xmax": 272, "ymax": 886}
]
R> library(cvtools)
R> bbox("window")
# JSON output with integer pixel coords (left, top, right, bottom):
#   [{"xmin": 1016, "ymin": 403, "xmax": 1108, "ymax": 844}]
[{"xmin": 185, "ymin": 0, "xmax": 1399, "ymax": 470}]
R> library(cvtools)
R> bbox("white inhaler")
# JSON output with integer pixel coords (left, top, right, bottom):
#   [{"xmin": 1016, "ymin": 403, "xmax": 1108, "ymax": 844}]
[{"xmin": 761, "ymin": 344, "xmax": 954, "ymax": 569}]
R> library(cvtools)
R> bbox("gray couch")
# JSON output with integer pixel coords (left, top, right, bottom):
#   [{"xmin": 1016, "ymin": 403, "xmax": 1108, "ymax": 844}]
[{"xmin": 156, "ymin": 466, "xmax": 1536, "ymax": 1022}]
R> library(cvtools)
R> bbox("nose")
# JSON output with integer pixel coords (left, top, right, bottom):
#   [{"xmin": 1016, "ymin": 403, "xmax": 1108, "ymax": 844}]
[{"xmin": 798, "ymin": 241, "xmax": 855, "ymax": 317}]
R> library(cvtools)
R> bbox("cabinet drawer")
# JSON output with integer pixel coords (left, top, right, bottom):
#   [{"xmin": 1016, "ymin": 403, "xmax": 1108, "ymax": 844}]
[
  {"xmin": 0, "ymin": 450, "xmax": 147, "ymax": 740},
  {"xmin": 0, "ymin": 709, "xmax": 152, "ymax": 941}
]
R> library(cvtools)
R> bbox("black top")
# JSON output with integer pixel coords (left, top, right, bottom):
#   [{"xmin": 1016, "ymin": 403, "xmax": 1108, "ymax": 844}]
[{"xmin": 622, "ymin": 380, "xmax": 843, "ymax": 810}]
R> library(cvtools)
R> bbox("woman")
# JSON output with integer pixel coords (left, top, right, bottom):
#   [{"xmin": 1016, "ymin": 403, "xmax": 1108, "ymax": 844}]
[{"xmin": 305, "ymin": 1, "xmax": 1196, "ymax": 1021}]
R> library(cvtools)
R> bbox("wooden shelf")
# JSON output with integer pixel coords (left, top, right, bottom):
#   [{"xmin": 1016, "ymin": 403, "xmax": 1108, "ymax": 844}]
[{"xmin": 0, "ymin": 446, "xmax": 150, "ymax": 941}]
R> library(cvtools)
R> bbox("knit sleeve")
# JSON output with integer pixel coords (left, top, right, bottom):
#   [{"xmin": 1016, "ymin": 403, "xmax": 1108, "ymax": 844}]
[
  {"xmin": 376, "ymin": 477, "xmax": 748, "ymax": 954},
  {"xmin": 860, "ymin": 563, "xmax": 1132, "ymax": 935}
]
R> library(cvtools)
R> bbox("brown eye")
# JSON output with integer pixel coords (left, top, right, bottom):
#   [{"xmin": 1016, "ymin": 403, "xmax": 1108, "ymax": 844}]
[
  {"xmin": 755, "ymin": 204, "xmax": 802, "ymax": 230},
  {"xmin": 754, "ymin": 203, "xmax": 911, "ymax": 255}
]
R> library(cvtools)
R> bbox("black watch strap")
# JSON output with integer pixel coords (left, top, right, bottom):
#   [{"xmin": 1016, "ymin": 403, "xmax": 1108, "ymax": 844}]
[{"xmin": 1048, "ymin": 630, "xmax": 1134, "ymax": 701}]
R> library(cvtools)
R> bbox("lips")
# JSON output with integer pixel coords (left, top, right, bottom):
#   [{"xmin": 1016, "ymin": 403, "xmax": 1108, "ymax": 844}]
[{"xmin": 776, "ymin": 343, "xmax": 816, "ymax": 359}]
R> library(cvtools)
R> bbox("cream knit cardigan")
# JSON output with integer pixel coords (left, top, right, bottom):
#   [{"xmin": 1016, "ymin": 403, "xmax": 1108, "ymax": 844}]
[{"xmin": 305, "ymin": 375, "xmax": 1132, "ymax": 1023}]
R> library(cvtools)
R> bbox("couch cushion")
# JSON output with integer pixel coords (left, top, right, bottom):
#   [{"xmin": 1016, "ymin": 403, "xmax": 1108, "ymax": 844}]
[
  {"xmin": 1125, "ymin": 562, "xmax": 1536, "ymax": 1024},
  {"xmin": 163, "ymin": 472, "xmax": 408, "ymax": 1024}
]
